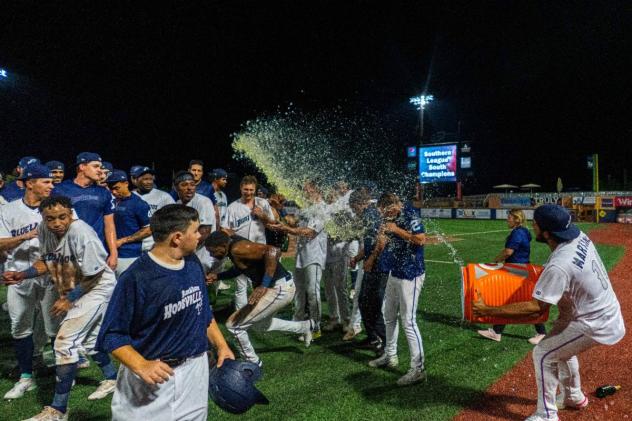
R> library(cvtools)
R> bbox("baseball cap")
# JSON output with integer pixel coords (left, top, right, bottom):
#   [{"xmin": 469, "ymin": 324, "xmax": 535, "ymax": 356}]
[
  {"xmin": 18, "ymin": 156, "xmax": 40, "ymax": 168},
  {"xmin": 173, "ymin": 170, "xmax": 194, "ymax": 185},
  {"xmin": 45, "ymin": 160, "xmax": 65, "ymax": 171},
  {"xmin": 130, "ymin": 165, "xmax": 155, "ymax": 178},
  {"xmin": 101, "ymin": 161, "xmax": 114, "ymax": 173},
  {"xmin": 19, "ymin": 164, "xmax": 53, "ymax": 180},
  {"xmin": 209, "ymin": 168, "xmax": 228, "ymax": 180},
  {"xmin": 533, "ymin": 204, "xmax": 580, "ymax": 242},
  {"xmin": 257, "ymin": 186, "xmax": 269, "ymax": 196},
  {"xmin": 76, "ymin": 152, "xmax": 102, "ymax": 165},
  {"xmin": 107, "ymin": 169, "xmax": 128, "ymax": 184}
]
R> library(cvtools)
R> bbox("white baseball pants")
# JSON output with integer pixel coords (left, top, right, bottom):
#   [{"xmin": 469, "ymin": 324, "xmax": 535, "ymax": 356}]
[
  {"xmin": 531, "ymin": 320, "xmax": 598, "ymax": 421},
  {"xmin": 7, "ymin": 277, "xmax": 60, "ymax": 339},
  {"xmin": 323, "ymin": 260, "xmax": 350, "ymax": 324},
  {"xmin": 115, "ymin": 257, "xmax": 138, "ymax": 277},
  {"xmin": 383, "ymin": 273, "xmax": 425, "ymax": 370},
  {"xmin": 349, "ymin": 266, "xmax": 364, "ymax": 330},
  {"xmin": 226, "ymin": 278, "xmax": 308, "ymax": 363},
  {"xmin": 293, "ymin": 264, "xmax": 323, "ymax": 328},
  {"xmin": 111, "ymin": 353, "xmax": 208, "ymax": 421},
  {"xmin": 234, "ymin": 274, "xmax": 252, "ymax": 310}
]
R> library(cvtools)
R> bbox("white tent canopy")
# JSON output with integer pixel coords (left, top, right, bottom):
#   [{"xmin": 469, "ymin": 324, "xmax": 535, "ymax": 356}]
[{"xmin": 493, "ymin": 184, "xmax": 518, "ymax": 189}]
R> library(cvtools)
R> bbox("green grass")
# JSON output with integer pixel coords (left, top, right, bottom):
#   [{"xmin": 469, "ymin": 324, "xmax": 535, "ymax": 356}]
[{"xmin": 0, "ymin": 220, "xmax": 625, "ymax": 420}]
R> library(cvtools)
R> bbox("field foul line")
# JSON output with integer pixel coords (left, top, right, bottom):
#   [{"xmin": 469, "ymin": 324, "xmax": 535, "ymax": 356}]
[
  {"xmin": 433, "ymin": 229, "xmax": 509, "ymax": 237},
  {"xmin": 425, "ymin": 259, "xmax": 459, "ymax": 264}
]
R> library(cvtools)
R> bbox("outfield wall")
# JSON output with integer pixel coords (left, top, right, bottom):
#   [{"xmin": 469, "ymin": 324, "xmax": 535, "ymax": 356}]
[{"xmin": 420, "ymin": 208, "xmax": 535, "ymax": 220}]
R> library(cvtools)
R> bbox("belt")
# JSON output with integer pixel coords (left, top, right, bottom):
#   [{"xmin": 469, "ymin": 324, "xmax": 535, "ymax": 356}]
[
  {"xmin": 160, "ymin": 352, "xmax": 204, "ymax": 368},
  {"xmin": 274, "ymin": 274, "xmax": 293, "ymax": 285}
]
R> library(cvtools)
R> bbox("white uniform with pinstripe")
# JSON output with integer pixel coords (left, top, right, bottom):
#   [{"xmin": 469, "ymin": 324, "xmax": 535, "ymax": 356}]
[{"xmin": 530, "ymin": 232, "xmax": 625, "ymax": 421}]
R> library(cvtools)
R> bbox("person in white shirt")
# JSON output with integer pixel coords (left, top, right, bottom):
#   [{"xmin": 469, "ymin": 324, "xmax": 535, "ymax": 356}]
[
  {"xmin": 222, "ymin": 176, "xmax": 276, "ymax": 309},
  {"xmin": 131, "ymin": 166, "xmax": 175, "ymax": 252},
  {"xmin": 173, "ymin": 171, "xmax": 216, "ymax": 243},
  {"xmin": 473, "ymin": 204, "xmax": 625, "ymax": 421},
  {"xmin": 270, "ymin": 180, "xmax": 328, "ymax": 338}
]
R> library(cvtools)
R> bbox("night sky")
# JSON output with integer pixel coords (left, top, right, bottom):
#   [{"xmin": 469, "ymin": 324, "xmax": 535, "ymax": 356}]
[{"xmin": 1, "ymin": 1, "xmax": 631, "ymax": 194}]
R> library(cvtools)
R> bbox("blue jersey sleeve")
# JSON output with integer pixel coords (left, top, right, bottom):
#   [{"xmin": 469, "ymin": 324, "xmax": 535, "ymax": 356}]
[
  {"xmin": 505, "ymin": 228, "xmax": 526, "ymax": 251},
  {"xmin": 102, "ymin": 189, "xmax": 115, "ymax": 216},
  {"xmin": 96, "ymin": 272, "xmax": 138, "ymax": 353}
]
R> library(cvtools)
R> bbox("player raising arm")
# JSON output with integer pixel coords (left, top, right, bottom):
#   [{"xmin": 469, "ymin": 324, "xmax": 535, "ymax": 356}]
[{"xmin": 96, "ymin": 204, "xmax": 234, "ymax": 421}]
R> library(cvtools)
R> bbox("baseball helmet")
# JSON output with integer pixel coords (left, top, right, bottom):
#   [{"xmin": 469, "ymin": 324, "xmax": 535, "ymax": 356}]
[{"xmin": 208, "ymin": 360, "xmax": 269, "ymax": 414}]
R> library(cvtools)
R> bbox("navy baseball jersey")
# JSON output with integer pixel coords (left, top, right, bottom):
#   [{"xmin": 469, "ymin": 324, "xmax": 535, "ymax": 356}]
[
  {"xmin": 96, "ymin": 253, "xmax": 213, "ymax": 360},
  {"xmin": 114, "ymin": 194, "xmax": 151, "ymax": 258},
  {"xmin": 53, "ymin": 180, "xmax": 115, "ymax": 244},
  {"xmin": 382, "ymin": 203, "xmax": 425, "ymax": 279},
  {"xmin": 0, "ymin": 181, "xmax": 25, "ymax": 202},
  {"xmin": 504, "ymin": 226, "xmax": 531, "ymax": 263}
]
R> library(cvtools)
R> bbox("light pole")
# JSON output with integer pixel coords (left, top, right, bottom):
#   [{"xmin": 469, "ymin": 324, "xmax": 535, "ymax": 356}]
[{"xmin": 409, "ymin": 94, "xmax": 433, "ymax": 145}]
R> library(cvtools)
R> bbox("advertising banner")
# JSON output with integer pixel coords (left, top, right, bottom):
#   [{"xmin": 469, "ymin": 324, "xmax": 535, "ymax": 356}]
[
  {"xmin": 456, "ymin": 209, "xmax": 492, "ymax": 219},
  {"xmin": 496, "ymin": 209, "xmax": 534, "ymax": 220},
  {"xmin": 419, "ymin": 144, "xmax": 457, "ymax": 183},
  {"xmin": 500, "ymin": 197, "xmax": 532, "ymax": 208},
  {"xmin": 614, "ymin": 196, "xmax": 632, "ymax": 207},
  {"xmin": 419, "ymin": 208, "xmax": 453, "ymax": 219}
]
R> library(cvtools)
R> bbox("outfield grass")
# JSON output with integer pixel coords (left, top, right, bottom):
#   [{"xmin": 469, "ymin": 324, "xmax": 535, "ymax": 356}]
[{"xmin": 0, "ymin": 220, "xmax": 625, "ymax": 420}]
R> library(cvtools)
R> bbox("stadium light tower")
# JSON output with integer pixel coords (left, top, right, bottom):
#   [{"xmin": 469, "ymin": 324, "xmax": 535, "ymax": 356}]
[
  {"xmin": 0, "ymin": 68, "xmax": 8, "ymax": 79},
  {"xmin": 409, "ymin": 94, "xmax": 433, "ymax": 145}
]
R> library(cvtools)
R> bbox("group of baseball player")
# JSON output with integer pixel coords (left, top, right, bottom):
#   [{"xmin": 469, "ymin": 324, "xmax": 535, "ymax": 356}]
[{"xmin": 0, "ymin": 152, "xmax": 626, "ymax": 421}]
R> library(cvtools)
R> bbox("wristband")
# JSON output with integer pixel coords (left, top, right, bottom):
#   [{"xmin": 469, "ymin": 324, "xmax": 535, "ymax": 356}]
[
  {"xmin": 262, "ymin": 274, "xmax": 273, "ymax": 288},
  {"xmin": 23, "ymin": 266, "xmax": 39, "ymax": 279},
  {"xmin": 66, "ymin": 286, "xmax": 85, "ymax": 302}
]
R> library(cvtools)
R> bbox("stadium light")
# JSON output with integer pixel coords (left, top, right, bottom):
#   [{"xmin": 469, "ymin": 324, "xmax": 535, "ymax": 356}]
[
  {"xmin": 409, "ymin": 94, "xmax": 434, "ymax": 145},
  {"xmin": 0, "ymin": 68, "xmax": 7, "ymax": 78}
]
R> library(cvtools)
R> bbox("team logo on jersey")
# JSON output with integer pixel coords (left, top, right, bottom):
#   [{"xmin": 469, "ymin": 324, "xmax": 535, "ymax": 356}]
[
  {"xmin": 44, "ymin": 252, "xmax": 77, "ymax": 263},
  {"xmin": 163, "ymin": 285, "xmax": 203, "ymax": 320},
  {"xmin": 11, "ymin": 223, "xmax": 39, "ymax": 237}
]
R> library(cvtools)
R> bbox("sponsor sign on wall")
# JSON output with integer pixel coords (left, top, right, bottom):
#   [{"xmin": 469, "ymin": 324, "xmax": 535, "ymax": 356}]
[
  {"xmin": 614, "ymin": 196, "xmax": 632, "ymax": 207},
  {"xmin": 419, "ymin": 208, "xmax": 453, "ymax": 219},
  {"xmin": 456, "ymin": 209, "xmax": 492, "ymax": 219}
]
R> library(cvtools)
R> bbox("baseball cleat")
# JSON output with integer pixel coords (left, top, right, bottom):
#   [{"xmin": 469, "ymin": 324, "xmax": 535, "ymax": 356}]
[
  {"xmin": 87, "ymin": 379, "xmax": 117, "ymax": 400},
  {"xmin": 556, "ymin": 393, "xmax": 588, "ymax": 410},
  {"xmin": 4, "ymin": 377, "xmax": 36, "ymax": 399},
  {"xmin": 368, "ymin": 354, "xmax": 398, "ymax": 368},
  {"xmin": 524, "ymin": 414, "xmax": 558, "ymax": 421},
  {"xmin": 303, "ymin": 319, "xmax": 316, "ymax": 347},
  {"xmin": 477, "ymin": 328, "xmax": 501, "ymax": 342},
  {"xmin": 342, "ymin": 326, "xmax": 362, "ymax": 341},
  {"xmin": 528, "ymin": 334, "xmax": 546, "ymax": 345},
  {"xmin": 76, "ymin": 355, "xmax": 90, "ymax": 369},
  {"xmin": 22, "ymin": 406, "xmax": 68, "ymax": 421},
  {"xmin": 396, "ymin": 368, "xmax": 427, "ymax": 386}
]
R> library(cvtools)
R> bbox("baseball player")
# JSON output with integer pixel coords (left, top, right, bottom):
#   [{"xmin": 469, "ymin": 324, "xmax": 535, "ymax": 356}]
[
  {"xmin": 270, "ymin": 180, "xmax": 328, "ymax": 337},
  {"xmin": 206, "ymin": 231, "xmax": 315, "ymax": 365},
  {"xmin": 368, "ymin": 193, "xmax": 429, "ymax": 386},
  {"xmin": 210, "ymin": 168, "xmax": 229, "ymax": 227},
  {"xmin": 7, "ymin": 195, "xmax": 119, "ymax": 421},
  {"xmin": 131, "ymin": 165, "xmax": 175, "ymax": 252},
  {"xmin": 473, "ymin": 204, "xmax": 626, "ymax": 421},
  {"xmin": 107, "ymin": 170, "xmax": 151, "ymax": 276},
  {"xmin": 0, "ymin": 164, "xmax": 60, "ymax": 400},
  {"xmin": 52, "ymin": 152, "xmax": 118, "ymax": 270},
  {"xmin": 223, "ymin": 175, "xmax": 276, "ymax": 310},
  {"xmin": 96, "ymin": 204, "xmax": 234, "ymax": 421},
  {"xmin": 45, "ymin": 161, "xmax": 65, "ymax": 184},
  {"xmin": 173, "ymin": 170, "xmax": 216, "ymax": 241},
  {"xmin": 170, "ymin": 159, "xmax": 215, "ymax": 201},
  {"xmin": 97, "ymin": 161, "xmax": 113, "ymax": 188},
  {"xmin": 0, "ymin": 157, "xmax": 41, "ymax": 202}
]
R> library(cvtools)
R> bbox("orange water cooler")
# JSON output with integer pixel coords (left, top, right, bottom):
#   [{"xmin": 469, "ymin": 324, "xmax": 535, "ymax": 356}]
[{"xmin": 461, "ymin": 263, "xmax": 549, "ymax": 325}]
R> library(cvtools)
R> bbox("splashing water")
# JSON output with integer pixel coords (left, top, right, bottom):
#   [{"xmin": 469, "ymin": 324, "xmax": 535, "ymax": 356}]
[{"xmin": 423, "ymin": 218, "xmax": 465, "ymax": 267}]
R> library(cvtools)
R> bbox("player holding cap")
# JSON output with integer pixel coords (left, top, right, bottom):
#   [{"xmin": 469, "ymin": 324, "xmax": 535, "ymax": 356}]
[
  {"xmin": 131, "ymin": 165, "xmax": 174, "ymax": 252},
  {"xmin": 473, "ymin": 204, "xmax": 625, "ymax": 421},
  {"xmin": 223, "ymin": 175, "xmax": 276, "ymax": 310},
  {"xmin": 97, "ymin": 204, "xmax": 234, "ymax": 421},
  {"xmin": 45, "ymin": 161, "xmax": 65, "ymax": 184},
  {"xmin": 0, "ymin": 157, "xmax": 40, "ymax": 202},
  {"xmin": 368, "ymin": 193, "xmax": 429, "ymax": 386},
  {"xmin": 173, "ymin": 171, "xmax": 216, "ymax": 241},
  {"xmin": 0, "ymin": 164, "xmax": 60, "ymax": 400},
  {"xmin": 206, "ymin": 231, "xmax": 315, "ymax": 365},
  {"xmin": 107, "ymin": 170, "xmax": 151, "ymax": 276},
  {"xmin": 10, "ymin": 195, "xmax": 119, "ymax": 420},
  {"xmin": 52, "ymin": 152, "xmax": 118, "ymax": 270}
]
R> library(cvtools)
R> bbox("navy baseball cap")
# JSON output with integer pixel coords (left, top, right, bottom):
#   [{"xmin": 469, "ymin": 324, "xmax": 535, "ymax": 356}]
[
  {"xmin": 534, "ymin": 204, "xmax": 580, "ymax": 242},
  {"xmin": 19, "ymin": 164, "xmax": 53, "ymax": 180},
  {"xmin": 257, "ymin": 186, "xmax": 269, "ymax": 196},
  {"xmin": 45, "ymin": 160, "xmax": 65, "ymax": 171},
  {"xmin": 130, "ymin": 165, "xmax": 155, "ymax": 178},
  {"xmin": 107, "ymin": 170, "xmax": 128, "ymax": 184},
  {"xmin": 101, "ymin": 161, "xmax": 114, "ymax": 173},
  {"xmin": 76, "ymin": 152, "xmax": 102, "ymax": 165},
  {"xmin": 18, "ymin": 156, "xmax": 40, "ymax": 168},
  {"xmin": 210, "ymin": 168, "xmax": 228, "ymax": 180}
]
